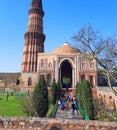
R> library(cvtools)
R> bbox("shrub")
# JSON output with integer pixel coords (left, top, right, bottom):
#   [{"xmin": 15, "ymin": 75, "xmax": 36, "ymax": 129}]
[
  {"xmin": 33, "ymin": 74, "xmax": 49, "ymax": 117},
  {"xmin": 77, "ymin": 82, "xmax": 83, "ymax": 108},
  {"xmin": 51, "ymin": 79, "xmax": 58, "ymax": 105},
  {"xmin": 20, "ymin": 94, "xmax": 37, "ymax": 117},
  {"xmin": 93, "ymin": 98, "xmax": 117, "ymax": 121},
  {"xmin": 81, "ymin": 80, "xmax": 94, "ymax": 119}
]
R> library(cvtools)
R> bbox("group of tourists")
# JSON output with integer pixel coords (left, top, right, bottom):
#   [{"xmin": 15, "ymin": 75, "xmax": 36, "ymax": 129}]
[{"xmin": 58, "ymin": 93, "xmax": 79, "ymax": 115}]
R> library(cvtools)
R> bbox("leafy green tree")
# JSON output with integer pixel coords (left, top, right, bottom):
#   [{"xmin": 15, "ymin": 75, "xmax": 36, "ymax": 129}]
[
  {"xmin": 82, "ymin": 80, "xmax": 94, "ymax": 119},
  {"xmin": 33, "ymin": 74, "xmax": 49, "ymax": 117},
  {"xmin": 51, "ymin": 79, "xmax": 58, "ymax": 105}
]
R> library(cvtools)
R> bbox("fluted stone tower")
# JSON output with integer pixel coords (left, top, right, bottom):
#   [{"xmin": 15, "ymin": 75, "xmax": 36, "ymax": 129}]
[{"xmin": 21, "ymin": 0, "xmax": 45, "ymax": 72}]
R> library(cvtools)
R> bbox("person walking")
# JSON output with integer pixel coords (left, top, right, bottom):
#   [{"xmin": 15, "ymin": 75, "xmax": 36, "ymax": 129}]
[
  {"xmin": 61, "ymin": 99, "xmax": 65, "ymax": 110},
  {"xmin": 74, "ymin": 98, "xmax": 79, "ymax": 115},
  {"xmin": 71, "ymin": 98, "xmax": 79, "ymax": 115},
  {"xmin": 71, "ymin": 101, "xmax": 75, "ymax": 115},
  {"xmin": 6, "ymin": 92, "xmax": 9, "ymax": 101}
]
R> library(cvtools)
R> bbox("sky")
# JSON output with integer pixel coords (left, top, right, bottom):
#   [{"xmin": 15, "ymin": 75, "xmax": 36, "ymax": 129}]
[{"xmin": 0, "ymin": 0, "xmax": 117, "ymax": 72}]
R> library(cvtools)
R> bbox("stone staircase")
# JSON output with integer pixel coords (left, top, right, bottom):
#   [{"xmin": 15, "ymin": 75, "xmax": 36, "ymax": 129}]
[{"xmin": 55, "ymin": 104, "xmax": 83, "ymax": 120}]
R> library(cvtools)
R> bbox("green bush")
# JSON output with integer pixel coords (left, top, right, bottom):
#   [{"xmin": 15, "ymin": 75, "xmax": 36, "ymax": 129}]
[
  {"xmin": 76, "ymin": 81, "xmax": 94, "ymax": 120},
  {"xmin": 77, "ymin": 82, "xmax": 83, "ymax": 108},
  {"xmin": 51, "ymin": 79, "xmax": 58, "ymax": 105},
  {"xmin": 80, "ymin": 80, "xmax": 94, "ymax": 119},
  {"xmin": 33, "ymin": 74, "xmax": 49, "ymax": 117}
]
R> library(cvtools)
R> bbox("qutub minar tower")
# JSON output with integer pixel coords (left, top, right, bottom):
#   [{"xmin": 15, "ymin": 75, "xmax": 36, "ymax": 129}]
[
  {"xmin": 20, "ymin": 0, "xmax": 46, "ymax": 90},
  {"xmin": 21, "ymin": 0, "xmax": 45, "ymax": 73}
]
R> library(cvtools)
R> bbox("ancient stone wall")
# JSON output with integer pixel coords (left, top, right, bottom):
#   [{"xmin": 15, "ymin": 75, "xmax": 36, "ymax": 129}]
[
  {"xmin": 0, "ymin": 117, "xmax": 117, "ymax": 130},
  {"xmin": 97, "ymin": 87, "xmax": 117, "ymax": 111},
  {"xmin": 0, "ymin": 73, "xmax": 20, "ymax": 87}
]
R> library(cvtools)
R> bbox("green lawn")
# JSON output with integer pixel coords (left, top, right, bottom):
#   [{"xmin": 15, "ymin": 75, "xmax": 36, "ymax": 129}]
[
  {"xmin": 0, "ymin": 95, "xmax": 26, "ymax": 117},
  {"xmin": 0, "ymin": 93, "xmax": 54, "ymax": 117}
]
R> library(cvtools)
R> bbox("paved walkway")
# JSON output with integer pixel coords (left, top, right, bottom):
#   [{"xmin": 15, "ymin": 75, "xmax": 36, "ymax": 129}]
[{"xmin": 55, "ymin": 104, "xmax": 83, "ymax": 120}]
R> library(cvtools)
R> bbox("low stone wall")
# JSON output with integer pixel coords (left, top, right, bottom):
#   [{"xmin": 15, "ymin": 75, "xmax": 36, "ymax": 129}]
[
  {"xmin": 0, "ymin": 117, "xmax": 117, "ymax": 130},
  {"xmin": 97, "ymin": 87, "xmax": 117, "ymax": 111}
]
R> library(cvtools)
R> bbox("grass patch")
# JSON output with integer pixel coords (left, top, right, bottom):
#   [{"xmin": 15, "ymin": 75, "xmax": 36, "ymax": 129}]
[
  {"xmin": 0, "ymin": 95, "xmax": 27, "ymax": 117},
  {"xmin": 0, "ymin": 93, "xmax": 57, "ymax": 118}
]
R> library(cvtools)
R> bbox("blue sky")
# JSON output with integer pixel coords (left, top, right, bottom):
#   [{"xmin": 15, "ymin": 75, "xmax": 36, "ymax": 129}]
[{"xmin": 0, "ymin": 0, "xmax": 117, "ymax": 72}]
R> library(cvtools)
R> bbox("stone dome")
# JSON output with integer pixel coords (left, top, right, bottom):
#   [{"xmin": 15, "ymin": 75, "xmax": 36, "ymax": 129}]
[{"xmin": 52, "ymin": 42, "xmax": 80, "ymax": 54}]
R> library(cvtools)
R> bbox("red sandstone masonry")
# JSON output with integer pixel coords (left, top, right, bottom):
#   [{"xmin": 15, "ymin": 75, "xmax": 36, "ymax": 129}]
[{"xmin": 0, "ymin": 117, "xmax": 117, "ymax": 130}]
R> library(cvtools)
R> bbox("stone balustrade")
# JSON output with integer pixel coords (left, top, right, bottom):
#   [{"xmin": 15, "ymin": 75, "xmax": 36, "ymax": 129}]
[
  {"xmin": 98, "ymin": 87, "xmax": 117, "ymax": 92},
  {"xmin": 0, "ymin": 117, "xmax": 117, "ymax": 130}
]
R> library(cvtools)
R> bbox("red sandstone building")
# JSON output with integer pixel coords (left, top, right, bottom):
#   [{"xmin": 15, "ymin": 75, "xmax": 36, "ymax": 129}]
[{"xmin": 20, "ymin": 0, "xmax": 97, "ymax": 96}]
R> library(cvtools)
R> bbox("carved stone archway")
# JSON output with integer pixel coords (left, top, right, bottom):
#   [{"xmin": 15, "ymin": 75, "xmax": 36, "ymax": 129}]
[{"xmin": 60, "ymin": 60, "xmax": 72, "ymax": 89}]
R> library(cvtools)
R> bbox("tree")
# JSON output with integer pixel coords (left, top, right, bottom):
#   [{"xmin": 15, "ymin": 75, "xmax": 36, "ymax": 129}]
[
  {"xmin": 112, "ymin": 67, "xmax": 117, "ymax": 83},
  {"xmin": 73, "ymin": 24, "xmax": 117, "ymax": 95},
  {"xmin": 98, "ymin": 69, "xmax": 108, "ymax": 86},
  {"xmin": 33, "ymin": 74, "xmax": 49, "ymax": 117},
  {"xmin": 76, "ymin": 82, "xmax": 83, "ymax": 108},
  {"xmin": 81, "ymin": 80, "xmax": 94, "ymax": 119},
  {"xmin": 21, "ymin": 94, "xmax": 37, "ymax": 117},
  {"xmin": 51, "ymin": 79, "xmax": 58, "ymax": 105}
]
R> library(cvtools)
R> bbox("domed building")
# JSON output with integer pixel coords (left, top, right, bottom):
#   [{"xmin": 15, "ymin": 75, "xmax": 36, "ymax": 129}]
[
  {"xmin": 20, "ymin": 0, "xmax": 97, "ymax": 96},
  {"xmin": 36, "ymin": 42, "xmax": 97, "ymax": 95}
]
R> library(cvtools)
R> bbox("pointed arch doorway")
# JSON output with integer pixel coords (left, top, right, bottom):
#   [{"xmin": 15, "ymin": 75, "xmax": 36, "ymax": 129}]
[{"xmin": 60, "ymin": 60, "xmax": 72, "ymax": 89}]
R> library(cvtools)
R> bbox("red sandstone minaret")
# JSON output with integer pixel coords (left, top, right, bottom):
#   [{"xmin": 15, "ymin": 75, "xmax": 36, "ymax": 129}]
[{"xmin": 21, "ymin": 0, "xmax": 45, "ymax": 72}]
